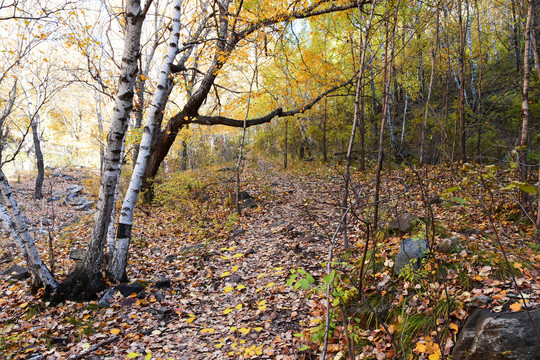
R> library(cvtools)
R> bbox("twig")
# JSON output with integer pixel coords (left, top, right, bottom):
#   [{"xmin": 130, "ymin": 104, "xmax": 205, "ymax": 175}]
[{"xmin": 68, "ymin": 335, "xmax": 119, "ymax": 360}]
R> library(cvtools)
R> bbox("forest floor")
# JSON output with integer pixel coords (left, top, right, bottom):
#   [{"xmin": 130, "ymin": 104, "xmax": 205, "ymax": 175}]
[{"xmin": 0, "ymin": 160, "xmax": 539, "ymax": 360}]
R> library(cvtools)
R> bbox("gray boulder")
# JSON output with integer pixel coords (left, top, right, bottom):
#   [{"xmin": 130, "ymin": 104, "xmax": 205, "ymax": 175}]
[
  {"xmin": 0, "ymin": 265, "xmax": 31, "ymax": 280},
  {"xmin": 453, "ymin": 308, "xmax": 540, "ymax": 360},
  {"xmin": 388, "ymin": 213, "xmax": 418, "ymax": 233},
  {"xmin": 394, "ymin": 237, "xmax": 427, "ymax": 275}
]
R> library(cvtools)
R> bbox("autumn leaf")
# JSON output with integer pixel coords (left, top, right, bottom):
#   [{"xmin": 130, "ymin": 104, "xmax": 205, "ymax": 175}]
[
  {"xmin": 509, "ymin": 301, "xmax": 522, "ymax": 312},
  {"xmin": 238, "ymin": 327, "xmax": 250, "ymax": 335},
  {"xmin": 416, "ymin": 342, "xmax": 427, "ymax": 353},
  {"xmin": 110, "ymin": 328, "xmax": 121, "ymax": 335}
]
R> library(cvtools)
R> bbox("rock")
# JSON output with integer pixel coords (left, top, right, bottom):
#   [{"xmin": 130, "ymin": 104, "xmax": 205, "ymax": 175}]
[
  {"xmin": 472, "ymin": 295, "xmax": 492, "ymax": 306},
  {"xmin": 117, "ymin": 282, "xmax": 144, "ymax": 297},
  {"xmin": 394, "ymin": 237, "xmax": 428, "ymax": 275},
  {"xmin": 164, "ymin": 254, "xmax": 176, "ymax": 263},
  {"xmin": 229, "ymin": 274, "xmax": 242, "ymax": 283},
  {"xmin": 238, "ymin": 191, "xmax": 256, "ymax": 210},
  {"xmin": 47, "ymin": 194, "xmax": 61, "ymax": 203},
  {"xmin": 69, "ymin": 248, "xmax": 86, "ymax": 261},
  {"xmin": 61, "ymin": 174, "xmax": 77, "ymax": 181},
  {"xmin": 438, "ymin": 237, "xmax": 461, "ymax": 254},
  {"xmin": 154, "ymin": 291, "xmax": 164, "ymax": 301},
  {"xmin": 453, "ymin": 308, "xmax": 540, "ymax": 360},
  {"xmin": 74, "ymin": 200, "xmax": 93, "ymax": 211},
  {"xmin": 245, "ymin": 248, "xmax": 255, "ymax": 255},
  {"xmin": 0, "ymin": 265, "xmax": 31, "ymax": 280},
  {"xmin": 153, "ymin": 277, "xmax": 171, "ymax": 289},
  {"xmin": 231, "ymin": 228, "xmax": 245, "ymax": 237},
  {"xmin": 66, "ymin": 184, "xmax": 83, "ymax": 195},
  {"xmin": 98, "ymin": 288, "xmax": 117, "ymax": 307},
  {"xmin": 388, "ymin": 213, "xmax": 418, "ymax": 233}
]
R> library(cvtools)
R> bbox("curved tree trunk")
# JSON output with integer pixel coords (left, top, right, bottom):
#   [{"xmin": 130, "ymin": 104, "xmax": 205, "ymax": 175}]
[
  {"xmin": 61, "ymin": 0, "xmax": 147, "ymax": 300},
  {"xmin": 107, "ymin": 0, "xmax": 184, "ymax": 282}
]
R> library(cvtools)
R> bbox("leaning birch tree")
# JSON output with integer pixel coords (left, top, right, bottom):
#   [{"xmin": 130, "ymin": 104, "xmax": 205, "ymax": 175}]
[{"xmin": 107, "ymin": 0, "xmax": 183, "ymax": 282}]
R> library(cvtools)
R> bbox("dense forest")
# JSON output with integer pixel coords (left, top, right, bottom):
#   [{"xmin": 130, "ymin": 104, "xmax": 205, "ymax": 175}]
[{"xmin": 0, "ymin": 0, "xmax": 539, "ymax": 359}]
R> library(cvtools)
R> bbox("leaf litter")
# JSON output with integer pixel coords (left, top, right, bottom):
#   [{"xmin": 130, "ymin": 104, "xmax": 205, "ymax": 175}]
[{"xmin": 0, "ymin": 163, "xmax": 539, "ymax": 359}]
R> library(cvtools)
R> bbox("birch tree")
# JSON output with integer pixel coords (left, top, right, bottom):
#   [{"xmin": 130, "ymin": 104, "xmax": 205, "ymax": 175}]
[
  {"xmin": 107, "ymin": 0, "xmax": 183, "ymax": 282},
  {"xmin": 61, "ymin": 0, "xmax": 151, "ymax": 299}
]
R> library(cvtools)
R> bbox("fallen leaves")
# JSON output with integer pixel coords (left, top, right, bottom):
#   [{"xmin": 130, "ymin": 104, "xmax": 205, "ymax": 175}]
[{"xmin": 1, "ymin": 164, "xmax": 539, "ymax": 360}]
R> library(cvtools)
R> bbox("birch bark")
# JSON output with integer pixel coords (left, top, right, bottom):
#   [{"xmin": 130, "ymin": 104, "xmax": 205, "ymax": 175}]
[
  {"xmin": 61, "ymin": 0, "xmax": 148, "ymax": 299},
  {"xmin": 107, "ymin": 0, "xmax": 183, "ymax": 282},
  {"xmin": 0, "ymin": 170, "xmax": 57, "ymax": 290}
]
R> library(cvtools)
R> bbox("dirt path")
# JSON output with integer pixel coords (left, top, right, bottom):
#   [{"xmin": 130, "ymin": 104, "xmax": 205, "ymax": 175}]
[{"xmin": 122, "ymin": 166, "xmax": 342, "ymax": 359}]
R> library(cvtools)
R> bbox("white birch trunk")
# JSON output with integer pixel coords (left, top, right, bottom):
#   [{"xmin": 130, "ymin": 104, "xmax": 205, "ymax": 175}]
[
  {"xmin": 77, "ymin": 0, "xmax": 146, "ymax": 284},
  {"xmin": 0, "ymin": 170, "xmax": 57, "ymax": 289},
  {"xmin": 107, "ymin": 0, "xmax": 183, "ymax": 281},
  {"xmin": 106, "ymin": 142, "xmax": 125, "ymax": 256}
]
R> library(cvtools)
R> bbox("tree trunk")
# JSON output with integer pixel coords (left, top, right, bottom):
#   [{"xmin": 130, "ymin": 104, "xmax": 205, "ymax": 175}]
[
  {"xmin": 458, "ymin": 0, "xmax": 467, "ymax": 162},
  {"xmin": 343, "ymin": 0, "xmax": 376, "ymax": 251},
  {"xmin": 420, "ymin": 11, "xmax": 439, "ymax": 166},
  {"xmin": 511, "ymin": 0, "xmax": 522, "ymax": 74},
  {"xmin": 475, "ymin": 0, "xmax": 484, "ymax": 160},
  {"xmin": 107, "ymin": 0, "xmax": 182, "ymax": 282},
  {"xmin": 31, "ymin": 115, "xmax": 44, "ymax": 199},
  {"xmin": 0, "ymin": 170, "xmax": 57, "ymax": 291},
  {"xmin": 374, "ymin": 6, "xmax": 394, "ymax": 231},
  {"xmin": 519, "ymin": 0, "xmax": 532, "ymax": 209},
  {"xmin": 323, "ymin": 97, "xmax": 328, "ymax": 162},
  {"xmin": 61, "ymin": 0, "xmax": 146, "ymax": 300},
  {"xmin": 284, "ymin": 118, "xmax": 288, "ymax": 169}
]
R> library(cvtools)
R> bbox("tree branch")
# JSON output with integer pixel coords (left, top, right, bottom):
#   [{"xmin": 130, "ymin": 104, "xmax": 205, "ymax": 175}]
[{"xmin": 191, "ymin": 70, "xmax": 357, "ymax": 127}]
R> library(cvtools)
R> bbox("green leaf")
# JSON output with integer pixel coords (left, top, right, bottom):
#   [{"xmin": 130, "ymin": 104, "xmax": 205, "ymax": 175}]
[
  {"xmin": 286, "ymin": 274, "xmax": 297, "ymax": 287},
  {"xmin": 322, "ymin": 271, "xmax": 336, "ymax": 285},
  {"xmin": 518, "ymin": 184, "xmax": 538, "ymax": 194},
  {"xmin": 145, "ymin": 351, "xmax": 152, "ymax": 360},
  {"xmin": 127, "ymin": 353, "xmax": 140, "ymax": 359},
  {"xmin": 306, "ymin": 274, "xmax": 315, "ymax": 283},
  {"xmin": 442, "ymin": 186, "xmax": 459, "ymax": 195},
  {"xmin": 299, "ymin": 345, "xmax": 310, "ymax": 351},
  {"xmin": 510, "ymin": 161, "xmax": 519, "ymax": 169},
  {"xmin": 299, "ymin": 279, "xmax": 310, "ymax": 290},
  {"xmin": 293, "ymin": 332, "xmax": 304, "ymax": 337},
  {"xmin": 453, "ymin": 197, "xmax": 466, "ymax": 204}
]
